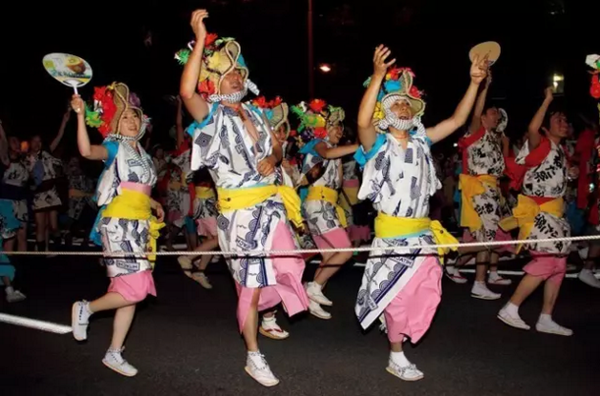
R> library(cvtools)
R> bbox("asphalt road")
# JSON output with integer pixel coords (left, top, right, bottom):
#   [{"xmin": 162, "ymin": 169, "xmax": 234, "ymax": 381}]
[{"xmin": 1, "ymin": 256, "xmax": 599, "ymax": 396}]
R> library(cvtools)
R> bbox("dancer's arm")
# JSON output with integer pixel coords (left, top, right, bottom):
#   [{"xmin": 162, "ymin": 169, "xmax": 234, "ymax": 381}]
[
  {"xmin": 426, "ymin": 55, "xmax": 487, "ymax": 144},
  {"xmin": 50, "ymin": 108, "xmax": 70, "ymax": 153},
  {"xmin": 314, "ymin": 142, "xmax": 359, "ymax": 159},
  {"xmin": 468, "ymin": 72, "xmax": 491, "ymax": 134},
  {"xmin": 175, "ymin": 96, "xmax": 185, "ymax": 149},
  {"xmin": 150, "ymin": 198, "xmax": 165, "ymax": 222},
  {"xmin": 358, "ymin": 45, "xmax": 396, "ymax": 152},
  {"xmin": 180, "ymin": 9, "xmax": 210, "ymax": 123},
  {"xmin": 71, "ymin": 95, "xmax": 107, "ymax": 160},
  {"xmin": 0, "ymin": 119, "xmax": 8, "ymax": 166},
  {"xmin": 257, "ymin": 130, "xmax": 282, "ymax": 177},
  {"xmin": 527, "ymin": 87, "xmax": 554, "ymax": 150}
]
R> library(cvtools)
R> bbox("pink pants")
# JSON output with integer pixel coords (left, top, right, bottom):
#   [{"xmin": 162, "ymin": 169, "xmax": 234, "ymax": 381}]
[
  {"xmin": 312, "ymin": 227, "xmax": 352, "ymax": 251},
  {"xmin": 196, "ymin": 217, "xmax": 218, "ymax": 237},
  {"xmin": 347, "ymin": 225, "xmax": 371, "ymax": 243},
  {"xmin": 523, "ymin": 251, "xmax": 566, "ymax": 286},
  {"xmin": 235, "ymin": 222, "xmax": 309, "ymax": 332},
  {"xmin": 108, "ymin": 271, "xmax": 157, "ymax": 303},
  {"xmin": 384, "ymin": 257, "xmax": 442, "ymax": 344}
]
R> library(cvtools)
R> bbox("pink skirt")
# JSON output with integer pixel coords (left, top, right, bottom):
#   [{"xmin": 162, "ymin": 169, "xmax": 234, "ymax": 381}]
[
  {"xmin": 196, "ymin": 217, "xmax": 218, "ymax": 237},
  {"xmin": 235, "ymin": 221, "xmax": 309, "ymax": 332},
  {"xmin": 312, "ymin": 227, "xmax": 352, "ymax": 251},
  {"xmin": 347, "ymin": 225, "xmax": 371, "ymax": 243},
  {"xmin": 108, "ymin": 271, "xmax": 157, "ymax": 303},
  {"xmin": 383, "ymin": 257, "xmax": 442, "ymax": 344}
]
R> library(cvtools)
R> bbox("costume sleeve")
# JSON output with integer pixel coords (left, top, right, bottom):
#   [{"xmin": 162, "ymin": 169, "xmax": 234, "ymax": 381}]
[
  {"xmin": 102, "ymin": 140, "xmax": 119, "ymax": 167},
  {"xmin": 188, "ymin": 102, "xmax": 221, "ymax": 171},
  {"xmin": 354, "ymin": 134, "xmax": 387, "ymax": 168}
]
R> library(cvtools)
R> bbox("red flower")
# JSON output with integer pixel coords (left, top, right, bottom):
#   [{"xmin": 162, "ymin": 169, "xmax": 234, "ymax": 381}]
[
  {"xmin": 409, "ymin": 85, "xmax": 422, "ymax": 98},
  {"xmin": 388, "ymin": 67, "xmax": 401, "ymax": 80},
  {"xmin": 204, "ymin": 33, "xmax": 218, "ymax": 47},
  {"xmin": 253, "ymin": 96, "xmax": 268, "ymax": 108},
  {"xmin": 198, "ymin": 80, "xmax": 216, "ymax": 96},
  {"xmin": 591, "ymin": 76, "xmax": 600, "ymax": 99},
  {"xmin": 289, "ymin": 130, "xmax": 297, "ymax": 137},
  {"xmin": 314, "ymin": 127, "xmax": 328, "ymax": 139},
  {"xmin": 309, "ymin": 99, "xmax": 327, "ymax": 113},
  {"xmin": 270, "ymin": 96, "xmax": 283, "ymax": 107}
]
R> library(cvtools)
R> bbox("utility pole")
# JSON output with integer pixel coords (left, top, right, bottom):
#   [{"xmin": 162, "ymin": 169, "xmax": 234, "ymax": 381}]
[{"xmin": 308, "ymin": 0, "xmax": 314, "ymax": 98}]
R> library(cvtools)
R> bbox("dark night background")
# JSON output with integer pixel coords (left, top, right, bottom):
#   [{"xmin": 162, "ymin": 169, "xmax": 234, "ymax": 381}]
[{"xmin": 0, "ymin": 0, "xmax": 599, "ymax": 155}]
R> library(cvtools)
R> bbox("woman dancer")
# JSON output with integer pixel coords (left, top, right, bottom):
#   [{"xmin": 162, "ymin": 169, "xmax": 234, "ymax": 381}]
[
  {"xmin": 70, "ymin": 82, "xmax": 165, "ymax": 376},
  {"xmin": 355, "ymin": 46, "xmax": 487, "ymax": 381}
]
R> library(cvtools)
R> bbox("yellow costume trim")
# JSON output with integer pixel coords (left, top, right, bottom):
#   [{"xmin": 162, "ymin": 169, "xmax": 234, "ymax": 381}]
[
  {"xmin": 375, "ymin": 212, "xmax": 458, "ymax": 258},
  {"xmin": 217, "ymin": 185, "xmax": 303, "ymax": 229},
  {"xmin": 498, "ymin": 195, "xmax": 564, "ymax": 253},
  {"xmin": 459, "ymin": 174, "xmax": 498, "ymax": 232},
  {"xmin": 306, "ymin": 186, "xmax": 348, "ymax": 228},
  {"xmin": 195, "ymin": 186, "xmax": 216, "ymax": 200},
  {"xmin": 102, "ymin": 189, "xmax": 165, "ymax": 264}
]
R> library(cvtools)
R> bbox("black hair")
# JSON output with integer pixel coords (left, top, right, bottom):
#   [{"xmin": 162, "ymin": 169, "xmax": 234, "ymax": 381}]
[{"xmin": 482, "ymin": 103, "xmax": 499, "ymax": 115}]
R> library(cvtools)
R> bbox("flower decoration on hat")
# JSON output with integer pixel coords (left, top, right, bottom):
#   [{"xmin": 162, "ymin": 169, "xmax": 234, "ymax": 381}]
[
  {"xmin": 84, "ymin": 82, "xmax": 150, "ymax": 139},
  {"xmin": 587, "ymin": 55, "xmax": 600, "ymax": 101},
  {"xmin": 251, "ymin": 96, "xmax": 291, "ymax": 138},
  {"xmin": 363, "ymin": 67, "xmax": 426, "ymax": 133},
  {"xmin": 290, "ymin": 99, "xmax": 345, "ymax": 148},
  {"xmin": 175, "ymin": 33, "xmax": 259, "ymax": 101}
]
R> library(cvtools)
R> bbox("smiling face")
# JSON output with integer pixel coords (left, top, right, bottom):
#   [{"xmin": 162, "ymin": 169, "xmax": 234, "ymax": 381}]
[
  {"xmin": 118, "ymin": 108, "xmax": 141, "ymax": 137},
  {"xmin": 327, "ymin": 123, "xmax": 344, "ymax": 145},
  {"xmin": 220, "ymin": 69, "xmax": 244, "ymax": 97},
  {"xmin": 274, "ymin": 124, "xmax": 288, "ymax": 145},
  {"xmin": 389, "ymin": 99, "xmax": 414, "ymax": 121},
  {"xmin": 547, "ymin": 112, "xmax": 569, "ymax": 139}
]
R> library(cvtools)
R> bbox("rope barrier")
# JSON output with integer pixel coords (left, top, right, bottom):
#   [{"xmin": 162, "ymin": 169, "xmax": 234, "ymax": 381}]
[{"xmin": 2, "ymin": 234, "xmax": 600, "ymax": 257}]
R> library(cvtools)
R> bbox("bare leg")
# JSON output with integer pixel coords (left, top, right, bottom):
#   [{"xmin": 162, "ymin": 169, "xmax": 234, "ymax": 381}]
[
  {"xmin": 313, "ymin": 251, "xmax": 334, "ymax": 282},
  {"xmin": 489, "ymin": 251, "xmax": 499, "ymax": 273},
  {"xmin": 242, "ymin": 288, "xmax": 261, "ymax": 352},
  {"xmin": 2, "ymin": 276, "xmax": 10, "ymax": 287},
  {"xmin": 313, "ymin": 251, "xmax": 353, "ymax": 285},
  {"xmin": 390, "ymin": 341, "xmax": 403, "ymax": 353},
  {"xmin": 194, "ymin": 237, "xmax": 219, "ymax": 271},
  {"xmin": 109, "ymin": 305, "xmax": 136, "ymax": 350},
  {"xmin": 35, "ymin": 211, "xmax": 47, "ymax": 250},
  {"xmin": 89, "ymin": 292, "xmax": 134, "ymax": 313},
  {"xmin": 475, "ymin": 250, "xmax": 490, "ymax": 283},
  {"xmin": 541, "ymin": 280, "xmax": 561, "ymax": 315},
  {"xmin": 17, "ymin": 225, "xmax": 27, "ymax": 252},
  {"xmin": 584, "ymin": 244, "xmax": 600, "ymax": 270},
  {"xmin": 48, "ymin": 210, "xmax": 59, "ymax": 236},
  {"xmin": 509, "ymin": 275, "xmax": 544, "ymax": 307}
]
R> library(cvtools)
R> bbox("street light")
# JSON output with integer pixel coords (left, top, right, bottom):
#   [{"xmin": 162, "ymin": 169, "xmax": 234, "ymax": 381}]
[
  {"xmin": 552, "ymin": 73, "xmax": 564, "ymax": 94},
  {"xmin": 319, "ymin": 63, "xmax": 332, "ymax": 73}
]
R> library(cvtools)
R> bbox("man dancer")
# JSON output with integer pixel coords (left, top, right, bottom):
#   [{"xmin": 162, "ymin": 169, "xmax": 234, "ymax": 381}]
[
  {"xmin": 355, "ymin": 45, "xmax": 487, "ymax": 381},
  {"xmin": 178, "ymin": 9, "xmax": 308, "ymax": 387}
]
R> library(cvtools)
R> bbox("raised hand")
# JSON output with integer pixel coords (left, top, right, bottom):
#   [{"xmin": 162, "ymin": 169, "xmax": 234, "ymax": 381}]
[
  {"xmin": 191, "ymin": 9, "xmax": 209, "ymax": 42},
  {"xmin": 485, "ymin": 68, "xmax": 493, "ymax": 88},
  {"xmin": 544, "ymin": 86, "xmax": 554, "ymax": 102},
  {"xmin": 71, "ymin": 95, "xmax": 85, "ymax": 116},
  {"xmin": 470, "ymin": 54, "xmax": 488, "ymax": 85},
  {"xmin": 373, "ymin": 45, "xmax": 396, "ymax": 79}
]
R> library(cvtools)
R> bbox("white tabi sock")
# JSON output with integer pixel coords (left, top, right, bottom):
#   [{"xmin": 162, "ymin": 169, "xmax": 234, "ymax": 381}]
[
  {"xmin": 390, "ymin": 351, "xmax": 411, "ymax": 368},
  {"xmin": 504, "ymin": 302, "xmax": 520, "ymax": 317},
  {"xmin": 5, "ymin": 286, "xmax": 14, "ymax": 295},
  {"xmin": 538, "ymin": 313, "xmax": 553, "ymax": 325}
]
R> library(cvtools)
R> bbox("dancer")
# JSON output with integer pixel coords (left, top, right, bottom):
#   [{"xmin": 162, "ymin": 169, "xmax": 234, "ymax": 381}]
[
  {"xmin": 498, "ymin": 87, "xmax": 573, "ymax": 336},
  {"xmin": 292, "ymin": 99, "xmax": 358, "ymax": 319},
  {"xmin": 70, "ymin": 82, "xmax": 165, "ymax": 376},
  {"xmin": 25, "ymin": 109, "xmax": 69, "ymax": 253},
  {"xmin": 64, "ymin": 156, "xmax": 97, "ymax": 247},
  {"xmin": 458, "ymin": 72, "xmax": 511, "ymax": 300},
  {"xmin": 338, "ymin": 155, "xmax": 371, "ymax": 247},
  {"xmin": 178, "ymin": 9, "xmax": 308, "ymax": 387},
  {"xmin": 355, "ymin": 45, "xmax": 487, "ymax": 381},
  {"xmin": 0, "ymin": 119, "xmax": 29, "ymax": 254}
]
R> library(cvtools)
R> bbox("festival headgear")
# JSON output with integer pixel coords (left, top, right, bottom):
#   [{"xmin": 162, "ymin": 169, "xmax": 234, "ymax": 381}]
[
  {"xmin": 85, "ymin": 82, "xmax": 150, "ymax": 140},
  {"xmin": 496, "ymin": 108, "xmax": 508, "ymax": 133},
  {"xmin": 587, "ymin": 54, "xmax": 600, "ymax": 104},
  {"xmin": 175, "ymin": 33, "xmax": 259, "ymax": 102},
  {"xmin": 290, "ymin": 99, "xmax": 345, "ymax": 148},
  {"xmin": 252, "ymin": 96, "xmax": 291, "ymax": 137},
  {"xmin": 363, "ymin": 67, "xmax": 426, "ymax": 133}
]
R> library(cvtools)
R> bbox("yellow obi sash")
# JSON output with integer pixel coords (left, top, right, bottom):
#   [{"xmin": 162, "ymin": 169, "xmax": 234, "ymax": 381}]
[
  {"xmin": 459, "ymin": 174, "xmax": 498, "ymax": 232},
  {"xmin": 69, "ymin": 189, "xmax": 93, "ymax": 198},
  {"xmin": 375, "ymin": 212, "xmax": 458, "ymax": 258},
  {"xmin": 499, "ymin": 194, "xmax": 564, "ymax": 253},
  {"xmin": 306, "ymin": 186, "xmax": 347, "ymax": 228},
  {"xmin": 195, "ymin": 186, "xmax": 216, "ymax": 200},
  {"xmin": 217, "ymin": 185, "xmax": 303, "ymax": 229},
  {"xmin": 102, "ymin": 189, "xmax": 165, "ymax": 264}
]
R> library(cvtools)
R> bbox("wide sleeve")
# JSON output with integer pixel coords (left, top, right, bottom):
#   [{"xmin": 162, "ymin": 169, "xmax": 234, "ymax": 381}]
[{"xmin": 187, "ymin": 102, "xmax": 221, "ymax": 171}]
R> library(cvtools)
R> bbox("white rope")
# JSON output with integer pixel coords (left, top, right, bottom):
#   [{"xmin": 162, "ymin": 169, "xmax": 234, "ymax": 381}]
[
  {"xmin": 2, "ymin": 234, "xmax": 600, "ymax": 257},
  {"xmin": 0, "ymin": 313, "xmax": 72, "ymax": 334}
]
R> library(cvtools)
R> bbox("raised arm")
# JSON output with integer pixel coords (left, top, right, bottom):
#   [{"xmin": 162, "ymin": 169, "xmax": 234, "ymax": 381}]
[
  {"xmin": 426, "ymin": 55, "xmax": 488, "ymax": 144},
  {"xmin": 71, "ymin": 95, "xmax": 108, "ymax": 160},
  {"xmin": 468, "ymin": 72, "xmax": 492, "ymax": 133},
  {"xmin": 175, "ymin": 96, "xmax": 185, "ymax": 148},
  {"xmin": 357, "ymin": 45, "xmax": 396, "ymax": 152},
  {"xmin": 314, "ymin": 141, "xmax": 359, "ymax": 159},
  {"xmin": 180, "ymin": 10, "xmax": 210, "ymax": 123},
  {"xmin": 0, "ymin": 119, "xmax": 8, "ymax": 166},
  {"xmin": 527, "ymin": 87, "xmax": 554, "ymax": 150},
  {"xmin": 50, "ymin": 108, "xmax": 70, "ymax": 152}
]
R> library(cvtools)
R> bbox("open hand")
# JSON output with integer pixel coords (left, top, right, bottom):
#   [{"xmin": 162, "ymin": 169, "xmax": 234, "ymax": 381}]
[
  {"xmin": 373, "ymin": 45, "xmax": 396, "ymax": 79},
  {"xmin": 470, "ymin": 54, "xmax": 488, "ymax": 85},
  {"xmin": 191, "ymin": 9, "xmax": 209, "ymax": 42},
  {"xmin": 544, "ymin": 87, "xmax": 554, "ymax": 102}
]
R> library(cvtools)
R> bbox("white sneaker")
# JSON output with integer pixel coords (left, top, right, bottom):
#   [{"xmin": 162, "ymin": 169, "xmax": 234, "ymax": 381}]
[
  {"xmin": 471, "ymin": 282, "xmax": 501, "ymax": 300},
  {"xmin": 497, "ymin": 307, "xmax": 531, "ymax": 330},
  {"xmin": 259, "ymin": 315, "xmax": 289, "ymax": 340},
  {"xmin": 445, "ymin": 266, "xmax": 468, "ymax": 284},
  {"xmin": 177, "ymin": 255, "xmax": 193, "ymax": 270},
  {"xmin": 488, "ymin": 272, "xmax": 512, "ymax": 286},
  {"xmin": 71, "ymin": 301, "xmax": 92, "ymax": 341},
  {"xmin": 578, "ymin": 269, "xmax": 600, "ymax": 289},
  {"xmin": 536, "ymin": 319, "xmax": 573, "ymax": 336},
  {"xmin": 386, "ymin": 360, "xmax": 424, "ymax": 382},
  {"xmin": 102, "ymin": 347, "xmax": 138, "ymax": 377},
  {"xmin": 245, "ymin": 352, "xmax": 280, "ymax": 387},
  {"xmin": 6, "ymin": 290, "xmax": 26, "ymax": 303},
  {"xmin": 305, "ymin": 281, "xmax": 332, "ymax": 306},
  {"xmin": 192, "ymin": 272, "xmax": 213, "ymax": 289},
  {"xmin": 308, "ymin": 300, "xmax": 331, "ymax": 320}
]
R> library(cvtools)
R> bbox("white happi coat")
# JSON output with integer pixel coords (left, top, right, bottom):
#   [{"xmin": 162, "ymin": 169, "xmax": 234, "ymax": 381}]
[
  {"xmin": 25, "ymin": 150, "xmax": 63, "ymax": 211},
  {"xmin": 302, "ymin": 142, "xmax": 343, "ymax": 236},
  {"xmin": 95, "ymin": 140, "xmax": 158, "ymax": 277},
  {"xmin": 517, "ymin": 140, "xmax": 570, "ymax": 254},
  {"xmin": 188, "ymin": 102, "xmax": 298, "ymax": 288},
  {"xmin": 355, "ymin": 131, "xmax": 441, "ymax": 330},
  {"xmin": 0, "ymin": 159, "xmax": 29, "ymax": 222}
]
